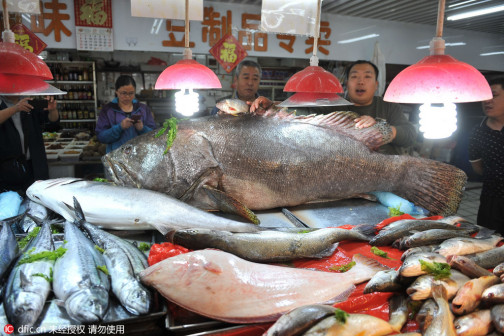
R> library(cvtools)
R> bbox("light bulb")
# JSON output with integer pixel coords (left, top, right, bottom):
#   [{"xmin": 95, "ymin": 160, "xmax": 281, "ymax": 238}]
[
  {"xmin": 419, "ymin": 102, "xmax": 457, "ymax": 139},
  {"xmin": 175, "ymin": 88, "xmax": 199, "ymax": 116}
]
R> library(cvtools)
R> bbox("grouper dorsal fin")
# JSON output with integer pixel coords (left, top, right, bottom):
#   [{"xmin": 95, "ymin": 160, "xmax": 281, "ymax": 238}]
[{"xmin": 256, "ymin": 109, "xmax": 394, "ymax": 151}]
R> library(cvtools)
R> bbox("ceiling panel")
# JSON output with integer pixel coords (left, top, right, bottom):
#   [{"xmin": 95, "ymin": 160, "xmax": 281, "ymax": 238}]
[{"xmin": 210, "ymin": 0, "xmax": 504, "ymax": 35}]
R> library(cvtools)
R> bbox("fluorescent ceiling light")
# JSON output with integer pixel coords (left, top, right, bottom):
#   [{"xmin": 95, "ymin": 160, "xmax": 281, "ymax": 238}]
[
  {"xmin": 337, "ymin": 34, "xmax": 379, "ymax": 44},
  {"xmin": 416, "ymin": 42, "xmax": 466, "ymax": 49},
  {"xmin": 448, "ymin": 0, "xmax": 476, "ymax": 8},
  {"xmin": 480, "ymin": 51, "xmax": 504, "ymax": 56},
  {"xmin": 447, "ymin": 4, "xmax": 504, "ymax": 20}
]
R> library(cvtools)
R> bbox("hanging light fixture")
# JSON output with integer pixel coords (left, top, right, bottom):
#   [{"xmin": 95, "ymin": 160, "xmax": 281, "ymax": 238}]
[
  {"xmin": 383, "ymin": 0, "xmax": 492, "ymax": 139},
  {"xmin": 279, "ymin": 0, "xmax": 350, "ymax": 108},
  {"xmin": 155, "ymin": 0, "xmax": 221, "ymax": 116},
  {"xmin": 0, "ymin": 0, "xmax": 64, "ymax": 96}
]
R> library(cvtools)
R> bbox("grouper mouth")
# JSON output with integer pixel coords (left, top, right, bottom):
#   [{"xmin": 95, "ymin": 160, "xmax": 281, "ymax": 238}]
[{"xmin": 102, "ymin": 156, "xmax": 140, "ymax": 188}]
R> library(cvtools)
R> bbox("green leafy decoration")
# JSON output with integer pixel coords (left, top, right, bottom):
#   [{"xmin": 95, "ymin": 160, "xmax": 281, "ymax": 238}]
[
  {"xmin": 95, "ymin": 245, "xmax": 105, "ymax": 253},
  {"xmin": 155, "ymin": 117, "xmax": 179, "ymax": 154},
  {"xmin": 388, "ymin": 204, "xmax": 404, "ymax": 217},
  {"xmin": 138, "ymin": 242, "xmax": 151, "ymax": 252},
  {"xmin": 93, "ymin": 177, "xmax": 110, "ymax": 183},
  {"xmin": 97, "ymin": 265, "xmax": 109, "ymax": 276},
  {"xmin": 33, "ymin": 267, "xmax": 53, "ymax": 283},
  {"xmin": 18, "ymin": 247, "xmax": 67, "ymax": 265},
  {"xmin": 330, "ymin": 261, "xmax": 356, "ymax": 273},
  {"xmin": 371, "ymin": 246, "xmax": 394, "ymax": 259},
  {"xmin": 419, "ymin": 259, "xmax": 451, "ymax": 280},
  {"xmin": 18, "ymin": 227, "xmax": 41, "ymax": 249},
  {"xmin": 334, "ymin": 308, "xmax": 349, "ymax": 323}
]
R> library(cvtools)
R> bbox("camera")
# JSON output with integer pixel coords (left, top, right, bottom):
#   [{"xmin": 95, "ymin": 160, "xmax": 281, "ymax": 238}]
[{"xmin": 28, "ymin": 99, "xmax": 49, "ymax": 110}]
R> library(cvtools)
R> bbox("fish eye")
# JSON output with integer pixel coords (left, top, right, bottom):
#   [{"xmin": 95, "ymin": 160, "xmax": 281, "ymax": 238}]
[{"xmin": 124, "ymin": 145, "xmax": 133, "ymax": 155}]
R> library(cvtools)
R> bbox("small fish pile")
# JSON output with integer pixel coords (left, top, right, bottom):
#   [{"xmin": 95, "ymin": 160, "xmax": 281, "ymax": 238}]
[{"xmin": 0, "ymin": 204, "xmax": 154, "ymax": 330}]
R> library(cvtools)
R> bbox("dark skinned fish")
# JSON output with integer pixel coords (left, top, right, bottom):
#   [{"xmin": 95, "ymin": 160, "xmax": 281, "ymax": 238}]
[
  {"xmin": 447, "ymin": 255, "xmax": 494, "ymax": 278},
  {"xmin": 103, "ymin": 109, "xmax": 466, "ymax": 218},
  {"xmin": 263, "ymin": 304, "xmax": 336, "ymax": 336},
  {"xmin": 468, "ymin": 245, "xmax": 504, "ymax": 269},
  {"xmin": 168, "ymin": 227, "xmax": 370, "ymax": 262}
]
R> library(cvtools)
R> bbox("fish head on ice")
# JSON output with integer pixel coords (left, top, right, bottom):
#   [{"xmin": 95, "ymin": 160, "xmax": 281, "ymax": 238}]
[
  {"xmin": 102, "ymin": 125, "xmax": 221, "ymax": 207},
  {"xmin": 120, "ymin": 282, "xmax": 152, "ymax": 315},
  {"xmin": 5, "ymin": 291, "xmax": 45, "ymax": 328},
  {"xmin": 65, "ymin": 288, "xmax": 109, "ymax": 323}
]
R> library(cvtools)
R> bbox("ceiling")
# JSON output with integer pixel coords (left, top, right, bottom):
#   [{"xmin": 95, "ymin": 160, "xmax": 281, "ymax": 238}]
[{"xmin": 212, "ymin": 0, "xmax": 504, "ymax": 36}]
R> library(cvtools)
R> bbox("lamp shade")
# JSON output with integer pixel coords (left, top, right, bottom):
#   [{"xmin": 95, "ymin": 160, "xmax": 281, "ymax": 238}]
[
  {"xmin": 384, "ymin": 54, "xmax": 492, "ymax": 103},
  {"xmin": 0, "ymin": 73, "xmax": 65, "ymax": 96},
  {"xmin": 278, "ymin": 92, "xmax": 351, "ymax": 107},
  {"xmin": 0, "ymin": 42, "xmax": 53, "ymax": 80},
  {"xmin": 284, "ymin": 66, "xmax": 343, "ymax": 93},
  {"xmin": 155, "ymin": 59, "xmax": 221, "ymax": 90}
]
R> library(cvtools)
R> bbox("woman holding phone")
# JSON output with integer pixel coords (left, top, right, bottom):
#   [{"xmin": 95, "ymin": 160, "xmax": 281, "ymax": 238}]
[
  {"xmin": 0, "ymin": 95, "xmax": 59, "ymax": 195},
  {"xmin": 95, "ymin": 75, "xmax": 156, "ymax": 153}
]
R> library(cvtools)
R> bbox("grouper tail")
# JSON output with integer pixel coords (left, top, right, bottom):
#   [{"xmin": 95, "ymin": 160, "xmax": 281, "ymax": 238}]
[{"xmin": 394, "ymin": 157, "xmax": 467, "ymax": 216}]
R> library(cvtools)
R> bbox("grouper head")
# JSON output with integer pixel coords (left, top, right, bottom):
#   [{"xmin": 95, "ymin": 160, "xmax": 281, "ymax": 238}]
[{"xmin": 102, "ymin": 125, "xmax": 221, "ymax": 206}]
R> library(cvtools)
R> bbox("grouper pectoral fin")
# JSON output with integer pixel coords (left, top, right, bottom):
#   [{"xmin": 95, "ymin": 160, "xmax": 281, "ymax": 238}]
[{"xmin": 202, "ymin": 185, "xmax": 260, "ymax": 225}]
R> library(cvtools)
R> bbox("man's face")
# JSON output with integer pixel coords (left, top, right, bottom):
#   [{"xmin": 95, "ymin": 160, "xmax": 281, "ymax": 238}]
[
  {"xmin": 235, "ymin": 66, "xmax": 261, "ymax": 102},
  {"xmin": 483, "ymin": 84, "xmax": 504, "ymax": 119},
  {"xmin": 346, "ymin": 63, "xmax": 378, "ymax": 106}
]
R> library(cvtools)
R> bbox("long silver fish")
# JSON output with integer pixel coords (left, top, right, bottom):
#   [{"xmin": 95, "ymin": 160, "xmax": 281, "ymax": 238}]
[
  {"xmin": 370, "ymin": 221, "xmax": 469, "ymax": 246},
  {"xmin": 401, "ymin": 228, "xmax": 475, "ymax": 249},
  {"xmin": 380, "ymin": 216, "xmax": 466, "ymax": 233},
  {"xmin": 0, "ymin": 222, "xmax": 19, "ymax": 280},
  {"xmin": 263, "ymin": 304, "xmax": 336, "ymax": 336},
  {"xmin": 26, "ymin": 178, "xmax": 259, "ymax": 234},
  {"xmin": 53, "ymin": 220, "xmax": 110, "ymax": 323},
  {"xmin": 467, "ymin": 245, "xmax": 504, "ymax": 269},
  {"xmin": 168, "ymin": 227, "xmax": 370, "ymax": 262},
  {"xmin": 103, "ymin": 109, "xmax": 466, "ymax": 217},
  {"xmin": 139, "ymin": 250, "xmax": 388, "ymax": 323},
  {"xmin": 435, "ymin": 235, "xmax": 503, "ymax": 257},
  {"xmin": 72, "ymin": 197, "xmax": 151, "ymax": 315},
  {"xmin": 3, "ymin": 219, "xmax": 54, "ymax": 328}
]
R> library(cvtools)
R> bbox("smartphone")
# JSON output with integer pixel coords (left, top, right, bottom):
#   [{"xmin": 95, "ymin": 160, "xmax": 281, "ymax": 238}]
[
  {"xmin": 131, "ymin": 114, "xmax": 141, "ymax": 123},
  {"xmin": 28, "ymin": 99, "xmax": 49, "ymax": 110}
]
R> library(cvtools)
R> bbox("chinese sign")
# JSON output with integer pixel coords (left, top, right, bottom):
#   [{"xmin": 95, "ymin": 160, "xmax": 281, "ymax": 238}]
[
  {"xmin": 209, "ymin": 34, "xmax": 247, "ymax": 73},
  {"xmin": 11, "ymin": 23, "xmax": 47, "ymax": 55},
  {"xmin": 74, "ymin": 0, "xmax": 112, "ymax": 27},
  {"xmin": 74, "ymin": 0, "xmax": 113, "ymax": 51}
]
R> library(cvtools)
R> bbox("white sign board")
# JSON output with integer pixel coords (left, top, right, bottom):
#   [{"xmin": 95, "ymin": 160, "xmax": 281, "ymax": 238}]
[{"xmin": 131, "ymin": 0, "xmax": 203, "ymax": 21}]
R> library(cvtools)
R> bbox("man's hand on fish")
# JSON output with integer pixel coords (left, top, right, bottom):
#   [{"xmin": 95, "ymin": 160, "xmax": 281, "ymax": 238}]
[
  {"xmin": 354, "ymin": 115, "xmax": 377, "ymax": 129},
  {"xmin": 250, "ymin": 96, "xmax": 273, "ymax": 114}
]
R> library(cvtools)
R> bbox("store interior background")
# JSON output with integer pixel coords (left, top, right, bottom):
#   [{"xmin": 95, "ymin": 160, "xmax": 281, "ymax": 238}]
[{"xmin": 40, "ymin": 47, "xmax": 503, "ymax": 181}]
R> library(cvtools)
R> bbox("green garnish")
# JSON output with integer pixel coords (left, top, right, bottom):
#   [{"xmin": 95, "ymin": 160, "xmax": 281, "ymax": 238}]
[
  {"xmin": 330, "ymin": 261, "xmax": 356, "ymax": 272},
  {"xmin": 51, "ymin": 225, "xmax": 63, "ymax": 234},
  {"xmin": 299, "ymin": 230, "xmax": 311, "ymax": 234},
  {"xmin": 32, "ymin": 268, "xmax": 53, "ymax": 283},
  {"xmin": 18, "ymin": 247, "xmax": 67, "ymax": 265},
  {"xmin": 97, "ymin": 265, "xmax": 109, "ymax": 275},
  {"xmin": 388, "ymin": 204, "xmax": 404, "ymax": 216},
  {"xmin": 371, "ymin": 246, "xmax": 393, "ymax": 259},
  {"xmin": 155, "ymin": 117, "xmax": 179, "ymax": 154},
  {"xmin": 333, "ymin": 308, "xmax": 349, "ymax": 323},
  {"xmin": 95, "ymin": 245, "xmax": 105, "ymax": 253},
  {"xmin": 93, "ymin": 177, "xmax": 110, "ymax": 183},
  {"xmin": 18, "ymin": 227, "xmax": 41, "ymax": 249},
  {"xmin": 419, "ymin": 259, "xmax": 451, "ymax": 280},
  {"xmin": 138, "ymin": 242, "xmax": 151, "ymax": 252}
]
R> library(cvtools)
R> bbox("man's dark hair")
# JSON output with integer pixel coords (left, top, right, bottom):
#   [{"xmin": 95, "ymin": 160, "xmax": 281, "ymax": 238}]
[
  {"xmin": 488, "ymin": 76, "xmax": 504, "ymax": 88},
  {"xmin": 115, "ymin": 75, "xmax": 136, "ymax": 90},
  {"xmin": 345, "ymin": 60, "xmax": 379, "ymax": 81},
  {"xmin": 235, "ymin": 60, "xmax": 262, "ymax": 79}
]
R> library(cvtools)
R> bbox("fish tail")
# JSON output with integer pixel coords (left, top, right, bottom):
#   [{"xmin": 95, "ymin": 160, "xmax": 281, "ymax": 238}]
[
  {"xmin": 394, "ymin": 157, "xmax": 467, "ymax": 216},
  {"xmin": 348, "ymin": 253, "xmax": 390, "ymax": 281}
]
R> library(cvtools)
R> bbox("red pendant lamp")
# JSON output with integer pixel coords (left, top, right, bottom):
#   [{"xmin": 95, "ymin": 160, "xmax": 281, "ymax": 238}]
[
  {"xmin": 0, "ymin": 0, "xmax": 64, "ymax": 96},
  {"xmin": 383, "ymin": 0, "xmax": 492, "ymax": 139},
  {"xmin": 279, "ymin": 0, "xmax": 349, "ymax": 108}
]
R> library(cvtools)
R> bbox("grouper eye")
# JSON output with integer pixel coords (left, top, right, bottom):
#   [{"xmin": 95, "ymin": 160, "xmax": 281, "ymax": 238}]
[{"xmin": 124, "ymin": 145, "xmax": 133, "ymax": 155}]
